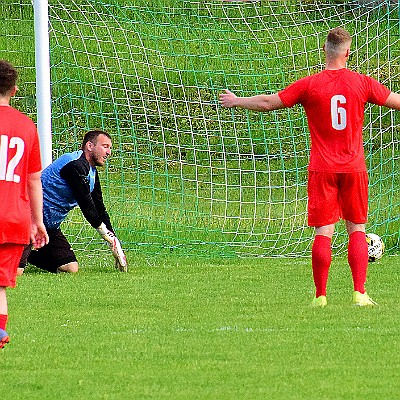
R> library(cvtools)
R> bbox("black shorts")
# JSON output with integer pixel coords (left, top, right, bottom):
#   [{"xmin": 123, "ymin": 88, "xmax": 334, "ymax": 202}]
[{"xmin": 19, "ymin": 229, "xmax": 77, "ymax": 273}]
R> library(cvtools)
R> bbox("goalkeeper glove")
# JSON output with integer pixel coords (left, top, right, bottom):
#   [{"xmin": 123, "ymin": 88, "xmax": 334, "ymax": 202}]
[{"xmin": 96, "ymin": 223, "xmax": 128, "ymax": 272}]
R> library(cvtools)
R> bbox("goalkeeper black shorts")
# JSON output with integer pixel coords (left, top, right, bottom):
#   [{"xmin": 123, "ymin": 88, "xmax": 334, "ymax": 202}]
[{"xmin": 19, "ymin": 229, "xmax": 77, "ymax": 273}]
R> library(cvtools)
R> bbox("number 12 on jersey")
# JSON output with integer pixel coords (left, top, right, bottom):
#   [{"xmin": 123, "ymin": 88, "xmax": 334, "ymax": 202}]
[{"xmin": 0, "ymin": 135, "xmax": 25, "ymax": 183}]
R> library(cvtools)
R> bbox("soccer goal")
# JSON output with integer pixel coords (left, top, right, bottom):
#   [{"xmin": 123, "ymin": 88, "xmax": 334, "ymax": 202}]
[{"xmin": 1, "ymin": 0, "xmax": 399, "ymax": 258}]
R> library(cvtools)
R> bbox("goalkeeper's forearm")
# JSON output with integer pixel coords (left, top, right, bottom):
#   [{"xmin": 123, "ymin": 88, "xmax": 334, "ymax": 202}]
[
  {"xmin": 96, "ymin": 222, "xmax": 115, "ymax": 244},
  {"xmin": 96, "ymin": 223, "xmax": 128, "ymax": 270}
]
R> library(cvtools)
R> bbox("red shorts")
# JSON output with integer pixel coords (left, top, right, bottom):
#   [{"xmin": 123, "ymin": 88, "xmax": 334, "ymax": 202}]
[
  {"xmin": 307, "ymin": 171, "xmax": 368, "ymax": 227},
  {"xmin": 0, "ymin": 243, "xmax": 25, "ymax": 288}
]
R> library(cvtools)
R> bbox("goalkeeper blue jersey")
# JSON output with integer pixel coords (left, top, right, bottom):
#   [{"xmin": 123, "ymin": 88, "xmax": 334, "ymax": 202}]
[{"xmin": 42, "ymin": 150, "xmax": 96, "ymax": 229}]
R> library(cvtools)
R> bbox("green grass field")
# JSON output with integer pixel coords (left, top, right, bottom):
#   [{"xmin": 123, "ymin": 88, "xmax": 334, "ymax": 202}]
[
  {"xmin": 2, "ymin": 254, "xmax": 400, "ymax": 399},
  {"xmin": 1, "ymin": 2, "xmax": 399, "ymax": 398}
]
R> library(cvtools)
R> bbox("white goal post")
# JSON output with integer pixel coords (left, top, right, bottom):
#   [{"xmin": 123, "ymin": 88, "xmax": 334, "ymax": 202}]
[{"xmin": 33, "ymin": 0, "xmax": 52, "ymax": 168}]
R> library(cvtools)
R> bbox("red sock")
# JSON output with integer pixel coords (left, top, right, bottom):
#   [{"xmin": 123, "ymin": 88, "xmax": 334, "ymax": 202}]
[
  {"xmin": 348, "ymin": 231, "xmax": 368, "ymax": 294},
  {"xmin": 312, "ymin": 235, "xmax": 332, "ymax": 297},
  {"xmin": 0, "ymin": 314, "xmax": 8, "ymax": 330}
]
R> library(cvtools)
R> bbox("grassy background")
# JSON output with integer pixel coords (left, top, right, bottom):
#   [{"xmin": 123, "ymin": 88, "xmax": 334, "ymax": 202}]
[
  {"xmin": 0, "ymin": 4, "xmax": 399, "ymax": 396},
  {"xmin": 2, "ymin": 255, "xmax": 400, "ymax": 399},
  {"xmin": 1, "ymin": 0, "xmax": 398, "ymax": 257}
]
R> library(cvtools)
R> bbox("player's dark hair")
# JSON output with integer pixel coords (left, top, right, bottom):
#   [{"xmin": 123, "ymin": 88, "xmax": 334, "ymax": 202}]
[
  {"xmin": 0, "ymin": 60, "xmax": 18, "ymax": 95},
  {"xmin": 81, "ymin": 130, "xmax": 112, "ymax": 150}
]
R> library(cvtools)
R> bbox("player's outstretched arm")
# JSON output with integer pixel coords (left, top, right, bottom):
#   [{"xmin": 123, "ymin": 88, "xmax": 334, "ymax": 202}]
[
  {"xmin": 96, "ymin": 223, "xmax": 128, "ymax": 272},
  {"xmin": 384, "ymin": 92, "xmax": 400, "ymax": 111},
  {"xmin": 219, "ymin": 89, "xmax": 285, "ymax": 112}
]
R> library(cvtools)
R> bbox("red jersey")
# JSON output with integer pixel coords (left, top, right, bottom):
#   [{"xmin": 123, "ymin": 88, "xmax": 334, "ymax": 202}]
[
  {"xmin": 0, "ymin": 105, "xmax": 42, "ymax": 244},
  {"xmin": 278, "ymin": 69, "xmax": 391, "ymax": 172}
]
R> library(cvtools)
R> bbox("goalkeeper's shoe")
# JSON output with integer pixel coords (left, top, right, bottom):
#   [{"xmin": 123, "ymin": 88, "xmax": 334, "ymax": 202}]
[
  {"xmin": 311, "ymin": 295, "xmax": 327, "ymax": 308},
  {"xmin": 353, "ymin": 291, "xmax": 378, "ymax": 307},
  {"xmin": 0, "ymin": 328, "xmax": 10, "ymax": 349}
]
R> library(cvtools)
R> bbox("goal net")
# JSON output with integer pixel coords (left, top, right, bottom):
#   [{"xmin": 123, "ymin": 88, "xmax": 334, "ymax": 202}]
[{"xmin": 1, "ymin": 0, "xmax": 399, "ymax": 258}]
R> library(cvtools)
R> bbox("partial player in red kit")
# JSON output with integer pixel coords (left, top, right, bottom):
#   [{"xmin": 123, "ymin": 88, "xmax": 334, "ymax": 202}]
[
  {"xmin": 0, "ymin": 60, "xmax": 48, "ymax": 348},
  {"xmin": 220, "ymin": 27, "xmax": 400, "ymax": 306}
]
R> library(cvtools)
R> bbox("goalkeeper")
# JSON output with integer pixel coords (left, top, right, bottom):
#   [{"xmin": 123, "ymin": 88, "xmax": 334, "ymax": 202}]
[{"xmin": 19, "ymin": 130, "xmax": 127, "ymax": 274}]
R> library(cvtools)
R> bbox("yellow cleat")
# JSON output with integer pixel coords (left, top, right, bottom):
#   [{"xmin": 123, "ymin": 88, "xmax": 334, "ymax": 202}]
[
  {"xmin": 311, "ymin": 295, "xmax": 327, "ymax": 308},
  {"xmin": 353, "ymin": 291, "xmax": 378, "ymax": 306}
]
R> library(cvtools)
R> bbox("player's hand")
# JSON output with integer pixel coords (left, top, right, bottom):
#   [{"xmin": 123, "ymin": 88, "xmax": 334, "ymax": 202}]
[
  {"xmin": 113, "ymin": 240, "xmax": 128, "ymax": 273},
  {"xmin": 30, "ymin": 223, "xmax": 49, "ymax": 249},
  {"xmin": 219, "ymin": 89, "xmax": 238, "ymax": 108},
  {"xmin": 96, "ymin": 223, "xmax": 128, "ymax": 272}
]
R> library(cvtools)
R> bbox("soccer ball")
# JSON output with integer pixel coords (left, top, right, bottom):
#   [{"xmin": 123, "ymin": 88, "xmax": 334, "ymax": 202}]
[{"xmin": 366, "ymin": 233, "xmax": 385, "ymax": 262}]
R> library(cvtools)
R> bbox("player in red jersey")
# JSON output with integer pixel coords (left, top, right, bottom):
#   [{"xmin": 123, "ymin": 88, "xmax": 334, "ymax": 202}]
[
  {"xmin": 220, "ymin": 27, "xmax": 400, "ymax": 306},
  {"xmin": 0, "ymin": 60, "xmax": 48, "ymax": 348}
]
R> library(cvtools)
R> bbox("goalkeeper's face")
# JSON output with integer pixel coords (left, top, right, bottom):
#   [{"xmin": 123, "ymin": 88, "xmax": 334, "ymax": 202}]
[{"xmin": 88, "ymin": 134, "xmax": 112, "ymax": 167}]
